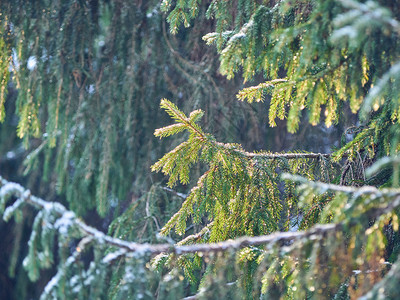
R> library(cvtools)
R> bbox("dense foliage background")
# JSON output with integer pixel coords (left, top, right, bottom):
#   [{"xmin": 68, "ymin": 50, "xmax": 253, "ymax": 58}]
[{"xmin": 1, "ymin": 0, "xmax": 400, "ymax": 299}]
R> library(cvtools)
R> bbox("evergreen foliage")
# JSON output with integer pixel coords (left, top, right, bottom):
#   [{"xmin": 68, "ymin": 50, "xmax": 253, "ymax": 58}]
[
  {"xmin": 0, "ymin": 0, "xmax": 253, "ymax": 218},
  {"xmin": 152, "ymin": 99, "xmax": 334, "ymax": 239},
  {"xmin": 1, "ymin": 0, "xmax": 400, "ymax": 299}
]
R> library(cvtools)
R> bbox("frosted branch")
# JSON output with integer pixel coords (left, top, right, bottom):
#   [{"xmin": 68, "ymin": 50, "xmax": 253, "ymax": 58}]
[
  {"xmin": 284, "ymin": 174, "xmax": 400, "ymax": 219},
  {"xmin": 337, "ymin": 0, "xmax": 400, "ymax": 35},
  {"xmin": 2, "ymin": 175, "xmax": 400, "ymax": 257},
  {"xmin": 284, "ymin": 173, "xmax": 400, "ymax": 195},
  {"xmin": 0, "ymin": 175, "xmax": 338, "ymax": 256}
]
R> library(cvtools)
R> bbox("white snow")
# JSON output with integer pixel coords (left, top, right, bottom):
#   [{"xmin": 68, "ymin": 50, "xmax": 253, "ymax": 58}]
[
  {"xmin": 3, "ymin": 198, "xmax": 24, "ymax": 221},
  {"xmin": 54, "ymin": 211, "xmax": 76, "ymax": 235},
  {"xmin": 102, "ymin": 249, "xmax": 127, "ymax": 263},
  {"xmin": 27, "ymin": 56, "xmax": 37, "ymax": 71},
  {"xmin": 0, "ymin": 182, "xmax": 23, "ymax": 198},
  {"xmin": 331, "ymin": 26, "xmax": 357, "ymax": 40}
]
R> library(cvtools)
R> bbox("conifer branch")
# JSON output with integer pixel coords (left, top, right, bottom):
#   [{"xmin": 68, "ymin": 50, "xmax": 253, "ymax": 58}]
[
  {"xmin": 154, "ymin": 100, "xmax": 338, "ymax": 237},
  {"xmin": 285, "ymin": 174, "xmax": 400, "ymax": 219},
  {"xmin": 177, "ymin": 222, "xmax": 213, "ymax": 245},
  {"xmin": 236, "ymin": 150, "xmax": 331, "ymax": 159},
  {"xmin": 158, "ymin": 99, "xmax": 207, "ymax": 140},
  {"xmin": 213, "ymin": 140, "xmax": 331, "ymax": 159},
  {"xmin": 338, "ymin": 0, "xmax": 400, "ymax": 35},
  {"xmin": 286, "ymin": 173, "xmax": 400, "ymax": 197},
  {"xmin": 3, "ymin": 175, "xmax": 399, "ymax": 257},
  {"xmin": 283, "ymin": 174, "xmax": 380, "ymax": 194},
  {"xmin": 0, "ymin": 177, "xmax": 336, "ymax": 255},
  {"xmin": 162, "ymin": 18, "xmax": 224, "ymax": 104},
  {"xmin": 157, "ymin": 100, "xmax": 333, "ymax": 160}
]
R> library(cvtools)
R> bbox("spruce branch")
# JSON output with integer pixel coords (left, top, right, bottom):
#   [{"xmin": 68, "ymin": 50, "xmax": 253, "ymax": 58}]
[
  {"xmin": 156, "ymin": 99, "xmax": 332, "ymax": 160},
  {"xmin": 0, "ymin": 173, "xmax": 337, "ymax": 254},
  {"xmin": 282, "ymin": 174, "xmax": 380, "ymax": 194},
  {"xmin": 361, "ymin": 60, "xmax": 400, "ymax": 119},
  {"xmin": 161, "ymin": 20, "xmax": 225, "ymax": 109},
  {"xmin": 2, "ymin": 175, "xmax": 399, "ymax": 256},
  {"xmin": 233, "ymin": 150, "xmax": 331, "ymax": 159},
  {"xmin": 156, "ymin": 99, "xmax": 207, "ymax": 140},
  {"xmin": 153, "ymin": 101, "xmax": 337, "ymax": 237},
  {"xmin": 284, "ymin": 173, "xmax": 400, "ymax": 220},
  {"xmin": 39, "ymin": 236, "xmax": 94, "ymax": 300},
  {"xmin": 337, "ymin": 0, "xmax": 400, "ymax": 35},
  {"xmin": 236, "ymin": 79, "xmax": 292, "ymax": 103}
]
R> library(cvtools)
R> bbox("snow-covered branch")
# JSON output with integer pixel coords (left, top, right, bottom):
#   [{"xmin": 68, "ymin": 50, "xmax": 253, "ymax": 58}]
[
  {"xmin": 284, "ymin": 173, "xmax": 400, "ymax": 196},
  {"xmin": 0, "ymin": 175, "xmax": 338, "ymax": 256},
  {"xmin": 285, "ymin": 174, "xmax": 400, "ymax": 219},
  {"xmin": 337, "ymin": 0, "xmax": 400, "ymax": 35},
  {"xmin": 2, "ymin": 174, "xmax": 400, "ymax": 257}
]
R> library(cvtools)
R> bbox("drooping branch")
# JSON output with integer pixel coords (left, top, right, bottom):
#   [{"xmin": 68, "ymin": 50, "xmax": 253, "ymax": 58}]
[
  {"xmin": 285, "ymin": 174, "xmax": 400, "ymax": 220},
  {"xmin": 0, "ymin": 175, "xmax": 337, "ymax": 256},
  {"xmin": 2, "ymin": 175, "xmax": 399, "ymax": 257}
]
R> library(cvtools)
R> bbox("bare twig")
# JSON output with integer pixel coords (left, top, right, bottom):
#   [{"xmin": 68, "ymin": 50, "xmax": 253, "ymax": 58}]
[{"xmin": 162, "ymin": 186, "xmax": 188, "ymax": 199}]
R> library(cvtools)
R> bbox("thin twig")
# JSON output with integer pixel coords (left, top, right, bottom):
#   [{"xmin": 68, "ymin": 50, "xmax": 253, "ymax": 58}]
[
  {"xmin": 214, "ymin": 141, "xmax": 332, "ymax": 159},
  {"xmin": 162, "ymin": 186, "xmax": 187, "ymax": 199}
]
